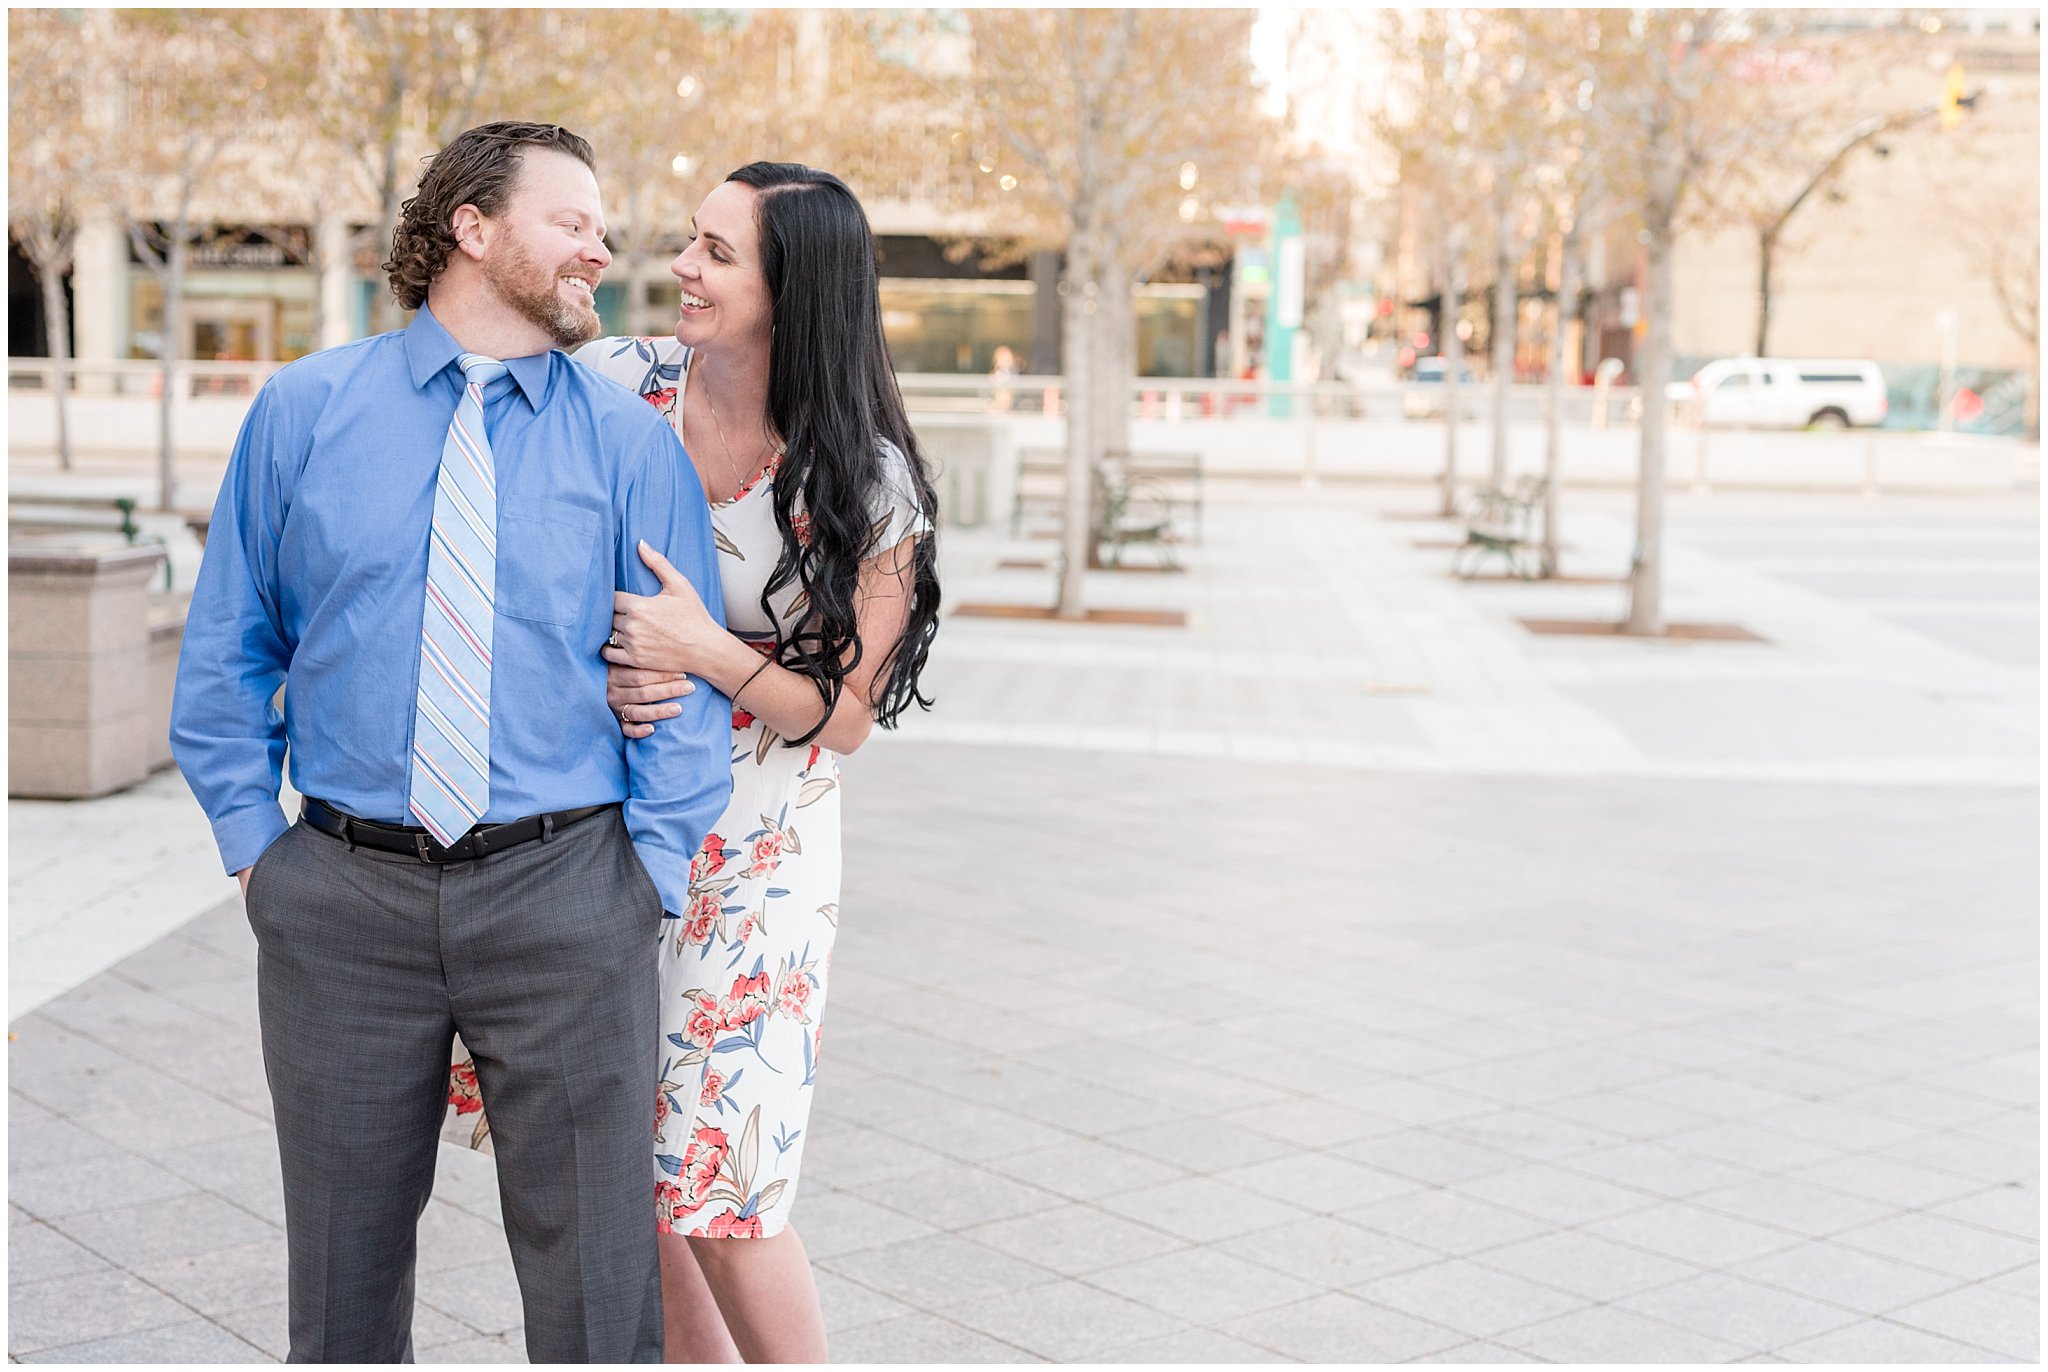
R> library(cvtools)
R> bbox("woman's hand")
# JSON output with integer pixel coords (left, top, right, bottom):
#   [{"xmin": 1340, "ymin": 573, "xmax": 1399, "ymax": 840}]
[
  {"xmin": 606, "ymin": 663, "xmax": 694, "ymax": 739},
  {"xmin": 603, "ymin": 541, "xmax": 727, "ymax": 739},
  {"xmin": 605, "ymin": 540, "xmax": 725, "ymax": 677}
]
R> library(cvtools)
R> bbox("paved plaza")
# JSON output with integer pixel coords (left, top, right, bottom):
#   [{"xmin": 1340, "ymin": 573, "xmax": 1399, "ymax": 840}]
[{"xmin": 9, "ymin": 478, "xmax": 2039, "ymax": 1362}]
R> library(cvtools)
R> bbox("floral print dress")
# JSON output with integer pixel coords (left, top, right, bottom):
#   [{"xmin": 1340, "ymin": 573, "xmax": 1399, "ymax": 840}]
[{"xmin": 442, "ymin": 335, "xmax": 929, "ymax": 1240}]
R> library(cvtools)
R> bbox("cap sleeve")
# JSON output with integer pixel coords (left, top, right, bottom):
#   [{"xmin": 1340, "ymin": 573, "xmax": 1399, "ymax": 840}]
[
  {"xmin": 572, "ymin": 335, "xmax": 688, "ymax": 410},
  {"xmin": 863, "ymin": 437, "xmax": 933, "ymax": 557}
]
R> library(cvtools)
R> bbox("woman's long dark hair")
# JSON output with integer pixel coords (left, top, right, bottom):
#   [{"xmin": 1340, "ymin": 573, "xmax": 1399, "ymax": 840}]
[{"xmin": 727, "ymin": 161, "xmax": 940, "ymax": 744}]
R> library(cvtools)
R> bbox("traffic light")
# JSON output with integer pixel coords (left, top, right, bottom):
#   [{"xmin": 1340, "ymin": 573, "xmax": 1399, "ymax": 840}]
[{"xmin": 1940, "ymin": 62, "xmax": 1965, "ymax": 132}]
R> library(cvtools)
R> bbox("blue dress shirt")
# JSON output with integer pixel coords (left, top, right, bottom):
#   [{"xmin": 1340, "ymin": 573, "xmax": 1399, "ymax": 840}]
[{"xmin": 170, "ymin": 306, "xmax": 731, "ymax": 915}]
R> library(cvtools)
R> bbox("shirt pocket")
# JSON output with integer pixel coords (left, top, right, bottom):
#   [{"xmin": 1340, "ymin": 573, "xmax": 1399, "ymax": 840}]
[{"xmin": 497, "ymin": 497, "xmax": 601, "ymax": 628}]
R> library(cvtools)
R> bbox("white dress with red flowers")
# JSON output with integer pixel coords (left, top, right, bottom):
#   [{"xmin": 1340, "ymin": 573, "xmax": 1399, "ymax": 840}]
[{"xmin": 441, "ymin": 336, "xmax": 928, "ymax": 1243}]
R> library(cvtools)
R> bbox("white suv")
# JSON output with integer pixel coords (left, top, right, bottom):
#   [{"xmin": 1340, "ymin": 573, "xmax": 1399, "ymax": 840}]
[{"xmin": 1668, "ymin": 358, "xmax": 1888, "ymax": 430}]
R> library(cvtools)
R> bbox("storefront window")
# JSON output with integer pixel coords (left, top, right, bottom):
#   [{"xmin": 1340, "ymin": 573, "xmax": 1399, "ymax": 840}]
[
  {"xmin": 879, "ymin": 279, "xmax": 1208, "ymax": 377},
  {"xmin": 880, "ymin": 280, "xmax": 1034, "ymax": 375},
  {"xmin": 129, "ymin": 268, "xmax": 317, "ymax": 363},
  {"xmin": 1136, "ymin": 287, "xmax": 1204, "ymax": 378}
]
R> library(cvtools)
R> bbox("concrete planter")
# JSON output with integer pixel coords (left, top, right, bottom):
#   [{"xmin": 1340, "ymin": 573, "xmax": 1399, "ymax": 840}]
[{"xmin": 9, "ymin": 539, "xmax": 171, "ymax": 798}]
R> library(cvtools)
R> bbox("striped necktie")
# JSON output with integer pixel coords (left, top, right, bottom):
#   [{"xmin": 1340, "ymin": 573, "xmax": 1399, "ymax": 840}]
[{"xmin": 409, "ymin": 353, "xmax": 509, "ymax": 846}]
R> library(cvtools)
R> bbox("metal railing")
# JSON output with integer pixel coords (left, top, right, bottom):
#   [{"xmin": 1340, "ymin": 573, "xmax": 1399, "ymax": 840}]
[
  {"xmin": 8, "ymin": 357, "xmax": 287, "ymax": 399},
  {"xmin": 9, "ymin": 357, "xmax": 1647, "ymax": 428},
  {"xmin": 895, "ymin": 371, "xmax": 1647, "ymax": 428}
]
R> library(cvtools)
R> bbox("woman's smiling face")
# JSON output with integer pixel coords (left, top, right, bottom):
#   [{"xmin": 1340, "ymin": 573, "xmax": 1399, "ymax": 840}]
[{"xmin": 671, "ymin": 180, "xmax": 774, "ymax": 358}]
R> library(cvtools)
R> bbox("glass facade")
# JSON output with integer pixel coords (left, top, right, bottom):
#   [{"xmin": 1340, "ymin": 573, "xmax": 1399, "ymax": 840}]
[
  {"xmin": 880, "ymin": 280, "xmax": 1035, "ymax": 375},
  {"xmin": 1136, "ymin": 287, "xmax": 1205, "ymax": 378},
  {"xmin": 129, "ymin": 269, "xmax": 317, "ymax": 362},
  {"xmin": 96, "ymin": 228, "xmax": 1221, "ymax": 379},
  {"xmin": 879, "ymin": 278, "xmax": 1208, "ymax": 377}
]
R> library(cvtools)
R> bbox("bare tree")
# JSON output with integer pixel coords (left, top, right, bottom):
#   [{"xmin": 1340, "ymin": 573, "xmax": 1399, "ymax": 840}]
[
  {"xmin": 1276, "ymin": 9, "xmax": 1378, "ymax": 384},
  {"xmin": 559, "ymin": 10, "xmax": 936, "ymax": 338},
  {"xmin": 1467, "ymin": 17, "xmax": 1549, "ymax": 489},
  {"xmin": 1738, "ymin": 30, "xmax": 1949, "ymax": 358},
  {"xmin": 97, "ymin": 10, "xmax": 281, "ymax": 510},
  {"xmin": 959, "ymin": 9, "xmax": 1275, "ymax": 617},
  {"xmin": 1524, "ymin": 9, "xmax": 1634, "ymax": 578},
  {"xmin": 1377, "ymin": 10, "xmax": 1495, "ymax": 516},
  {"xmin": 306, "ymin": 10, "xmax": 555, "ymax": 335},
  {"xmin": 1583, "ymin": 9, "xmax": 1817, "ymax": 636},
  {"xmin": 233, "ymin": 12, "xmax": 380, "ymax": 352},
  {"xmin": 7, "ymin": 9, "xmax": 99, "ymax": 469},
  {"xmin": 1960, "ymin": 200, "xmax": 2040, "ymax": 436}
]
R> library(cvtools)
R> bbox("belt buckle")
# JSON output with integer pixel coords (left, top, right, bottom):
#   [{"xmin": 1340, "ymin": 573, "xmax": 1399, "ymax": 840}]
[{"xmin": 413, "ymin": 833, "xmax": 437, "ymax": 863}]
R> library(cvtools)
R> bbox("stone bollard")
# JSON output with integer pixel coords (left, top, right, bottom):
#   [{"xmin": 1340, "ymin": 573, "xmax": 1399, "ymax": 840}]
[{"xmin": 9, "ymin": 540, "xmax": 169, "ymax": 798}]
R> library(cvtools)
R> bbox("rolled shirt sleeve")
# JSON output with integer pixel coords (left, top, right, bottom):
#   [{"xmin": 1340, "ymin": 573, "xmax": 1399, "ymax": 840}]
[
  {"xmin": 169, "ymin": 382, "xmax": 296, "ymax": 875},
  {"xmin": 617, "ymin": 423, "xmax": 732, "ymax": 912}
]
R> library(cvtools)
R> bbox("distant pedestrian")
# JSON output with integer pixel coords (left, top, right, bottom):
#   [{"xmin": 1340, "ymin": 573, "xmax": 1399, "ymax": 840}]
[
  {"xmin": 444, "ymin": 161, "xmax": 942, "ymax": 1364},
  {"xmin": 170, "ymin": 121, "xmax": 731, "ymax": 1363},
  {"xmin": 989, "ymin": 342, "xmax": 1019, "ymax": 411}
]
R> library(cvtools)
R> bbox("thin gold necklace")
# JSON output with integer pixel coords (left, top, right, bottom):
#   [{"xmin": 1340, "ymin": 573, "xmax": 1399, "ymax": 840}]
[{"xmin": 699, "ymin": 381, "xmax": 773, "ymax": 493}]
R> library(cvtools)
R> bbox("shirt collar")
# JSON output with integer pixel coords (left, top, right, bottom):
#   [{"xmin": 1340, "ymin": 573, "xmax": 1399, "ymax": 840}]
[{"xmin": 403, "ymin": 303, "xmax": 553, "ymax": 410}]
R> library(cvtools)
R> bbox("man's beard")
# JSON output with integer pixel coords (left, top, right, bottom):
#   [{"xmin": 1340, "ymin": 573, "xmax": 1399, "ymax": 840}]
[{"xmin": 483, "ymin": 237, "xmax": 601, "ymax": 348}]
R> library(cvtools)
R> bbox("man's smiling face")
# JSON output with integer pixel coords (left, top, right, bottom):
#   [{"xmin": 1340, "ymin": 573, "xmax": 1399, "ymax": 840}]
[{"xmin": 477, "ymin": 147, "xmax": 611, "ymax": 348}]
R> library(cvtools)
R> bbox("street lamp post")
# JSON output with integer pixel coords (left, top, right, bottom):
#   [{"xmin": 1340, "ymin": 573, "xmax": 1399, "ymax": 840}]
[{"xmin": 1754, "ymin": 89, "xmax": 1983, "ymax": 358}]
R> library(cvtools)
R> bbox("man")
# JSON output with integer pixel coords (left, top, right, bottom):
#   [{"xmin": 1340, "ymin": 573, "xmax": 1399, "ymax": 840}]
[{"xmin": 171, "ymin": 122, "xmax": 728, "ymax": 1363}]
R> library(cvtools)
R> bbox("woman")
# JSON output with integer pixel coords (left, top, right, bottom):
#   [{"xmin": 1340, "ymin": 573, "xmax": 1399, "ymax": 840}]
[{"xmin": 447, "ymin": 162, "xmax": 941, "ymax": 1362}]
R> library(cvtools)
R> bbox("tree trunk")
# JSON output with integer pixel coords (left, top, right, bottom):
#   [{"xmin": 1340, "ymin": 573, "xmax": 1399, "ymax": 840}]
[
  {"xmin": 312, "ymin": 211, "xmax": 356, "ymax": 351},
  {"xmin": 2026, "ymin": 349, "xmax": 2041, "ymax": 439},
  {"xmin": 302, "ymin": 210, "xmax": 331, "ymax": 352},
  {"xmin": 1093, "ymin": 258, "xmax": 1132, "ymax": 464},
  {"xmin": 39, "ymin": 257, "xmax": 74, "ymax": 471},
  {"xmin": 308, "ymin": 255, "xmax": 327, "ymax": 352},
  {"xmin": 369, "ymin": 104, "xmax": 406, "ymax": 334},
  {"xmin": 360, "ymin": 24, "xmax": 409, "ymax": 336},
  {"xmin": 158, "ymin": 226, "xmax": 187, "ymax": 512},
  {"xmin": 1438, "ymin": 235, "xmax": 1465, "ymax": 517},
  {"xmin": 1542, "ymin": 226, "xmax": 1580, "ymax": 579},
  {"xmin": 1087, "ymin": 256, "xmax": 1134, "ymax": 569},
  {"xmin": 1490, "ymin": 201, "xmax": 1516, "ymax": 488},
  {"xmin": 1625, "ymin": 215, "xmax": 1674, "ymax": 636},
  {"xmin": 1755, "ymin": 226, "xmax": 1777, "ymax": 358},
  {"xmin": 1028, "ymin": 249, "xmax": 1062, "ymax": 375},
  {"xmin": 371, "ymin": 170, "xmax": 404, "ymax": 334},
  {"xmin": 1055, "ymin": 231, "xmax": 1096, "ymax": 618}
]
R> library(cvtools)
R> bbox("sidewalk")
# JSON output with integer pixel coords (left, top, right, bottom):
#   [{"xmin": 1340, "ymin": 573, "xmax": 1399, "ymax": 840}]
[{"xmin": 9, "ymin": 482, "xmax": 2037, "ymax": 1362}]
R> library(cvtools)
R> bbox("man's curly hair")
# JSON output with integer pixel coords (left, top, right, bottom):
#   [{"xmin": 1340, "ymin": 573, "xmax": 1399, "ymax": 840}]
[{"xmin": 383, "ymin": 121, "xmax": 596, "ymax": 313}]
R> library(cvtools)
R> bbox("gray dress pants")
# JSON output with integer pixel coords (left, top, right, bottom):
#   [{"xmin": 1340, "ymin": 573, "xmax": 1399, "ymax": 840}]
[{"xmin": 243, "ymin": 808, "xmax": 664, "ymax": 1363}]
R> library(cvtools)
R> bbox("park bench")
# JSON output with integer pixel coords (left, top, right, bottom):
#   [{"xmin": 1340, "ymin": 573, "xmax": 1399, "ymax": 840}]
[
  {"xmin": 8, "ymin": 493, "xmax": 180, "ymax": 589},
  {"xmin": 1010, "ymin": 447, "xmax": 1071, "ymax": 535},
  {"xmin": 8, "ymin": 492, "xmax": 143, "ymax": 543},
  {"xmin": 1095, "ymin": 449, "xmax": 1200, "ymax": 568},
  {"xmin": 1106, "ymin": 448, "xmax": 1203, "ymax": 545},
  {"xmin": 1453, "ymin": 475, "xmax": 1549, "ymax": 580},
  {"xmin": 1009, "ymin": 447, "xmax": 1203, "ymax": 569}
]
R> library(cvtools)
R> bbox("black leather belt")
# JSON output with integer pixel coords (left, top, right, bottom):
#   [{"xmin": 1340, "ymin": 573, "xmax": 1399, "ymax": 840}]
[{"xmin": 301, "ymin": 797, "xmax": 615, "ymax": 864}]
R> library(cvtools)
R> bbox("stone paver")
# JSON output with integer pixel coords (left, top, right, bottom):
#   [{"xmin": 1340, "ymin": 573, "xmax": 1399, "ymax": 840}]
[
  {"xmin": 1496, "ymin": 1303, "xmax": 1753, "ymax": 1362},
  {"xmin": 1225, "ymin": 1290, "xmax": 1468, "ymax": 1362},
  {"xmin": 1351, "ymin": 1257, "xmax": 1591, "ymax": 1337},
  {"xmin": 9, "ymin": 483, "xmax": 2037, "ymax": 1361},
  {"xmin": 1775, "ymin": 1317, "xmax": 2014, "ymax": 1363}
]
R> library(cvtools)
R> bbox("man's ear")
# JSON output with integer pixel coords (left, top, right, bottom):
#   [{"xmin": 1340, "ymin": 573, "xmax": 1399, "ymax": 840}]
[{"xmin": 452, "ymin": 205, "xmax": 489, "ymax": 262}]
